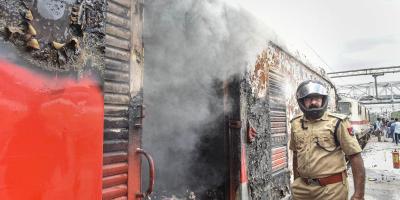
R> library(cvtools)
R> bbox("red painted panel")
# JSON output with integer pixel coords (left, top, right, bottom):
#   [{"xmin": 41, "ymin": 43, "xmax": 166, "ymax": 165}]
[
  {"xmin": 350, "ymin": 120, "xmax": 369, "ymax": 125},
  {"xmin": 271, "ymin": 151, "xmax": 286, "ymax": 160},
  {"xmin": 0, "ymin": 60, "xmax": 103, "ymax": 199},
  {"xmin": 272, "ymin": 147, "xmax": 287, "ymax": 171},
  {"xmin": 272, "ymin": 146, "xmax": 286, "ymax": 154},
  {"xmin": 240, "ymin": 144, "xmax": 248, "ymax": 183},
  {"xmin": 272, "ymin": 161, "xmax": 287, "ymax": 171}
]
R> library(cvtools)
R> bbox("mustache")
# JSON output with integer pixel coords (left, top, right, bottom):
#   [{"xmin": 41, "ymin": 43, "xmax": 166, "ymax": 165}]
[{"xmin": 309, "ymin": 104, "xmax": 320, "ymax": 109}]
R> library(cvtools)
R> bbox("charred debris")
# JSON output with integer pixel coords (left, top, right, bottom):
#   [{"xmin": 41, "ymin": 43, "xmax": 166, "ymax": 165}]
[{"xmin": 0, "ymin": 0, "xmax": 105, "ymax": 72}]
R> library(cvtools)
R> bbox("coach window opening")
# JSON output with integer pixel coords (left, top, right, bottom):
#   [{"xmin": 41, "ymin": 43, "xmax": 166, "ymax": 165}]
[
  {"xmin": 338, "ymin": 102, "xmax": 351, "ymax": 115},
  {"xmin": 141, "ymin": 78, "xmax": 233, "ymax": 199}
]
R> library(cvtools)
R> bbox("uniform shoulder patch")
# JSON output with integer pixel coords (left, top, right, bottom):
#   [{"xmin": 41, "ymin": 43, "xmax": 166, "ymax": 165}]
[
  {"xmin": 347, "ymin": 127, "xmax": 354, "ymax": 136},
  {"xmin": 290, "ymin": 114, "xmax": 303, "ymax": 123},
  {"xmin": 328, "ymin": 112, "xmax": 348, "ymax": 120}
]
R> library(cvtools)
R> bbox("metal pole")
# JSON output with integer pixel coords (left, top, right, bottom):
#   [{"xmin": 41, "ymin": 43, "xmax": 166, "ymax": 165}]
[
  {"xmin": 373, "ymin": 74, "xmax": 379, "ymax": 99},
  {"xmin": 391, "ymin": 83, "xmax": 395, "ymax": 112}
]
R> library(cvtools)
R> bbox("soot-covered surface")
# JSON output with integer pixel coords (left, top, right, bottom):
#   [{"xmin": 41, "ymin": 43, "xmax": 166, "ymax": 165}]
[{"xmin": 0, "ymin": 0, "xmax": 105, "ymax": 72}]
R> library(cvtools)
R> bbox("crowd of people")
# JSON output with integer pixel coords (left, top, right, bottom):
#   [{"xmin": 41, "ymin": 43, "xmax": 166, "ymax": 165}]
[{"xmin": 374, "ymin": 117, "xmax": 400, "ymax": 145}]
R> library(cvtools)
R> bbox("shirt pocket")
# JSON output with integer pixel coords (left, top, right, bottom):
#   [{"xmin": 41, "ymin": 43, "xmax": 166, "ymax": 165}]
[
  {"xmin": 294, "ymin": 134, "xmax": 306, "ymax": 152},
  {"xmin": 315, "ymin": 128, "xmax": 336, "ymax": 150}
]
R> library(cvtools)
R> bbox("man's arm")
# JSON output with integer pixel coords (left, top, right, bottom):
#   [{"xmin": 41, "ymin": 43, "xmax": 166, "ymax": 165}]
[
  {"xmin": 289, "ymin": 121, "xmax": 299, "ymax": 180},
  {"xmin": 293, "ymin": 151, "xmax": 299, "ymax": 179},
  {"xmin": 349, "ymin": 153, "xmax": 365, "ymax": 200}
]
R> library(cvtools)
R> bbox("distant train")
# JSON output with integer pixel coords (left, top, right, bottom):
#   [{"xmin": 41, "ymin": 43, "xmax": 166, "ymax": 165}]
[{"xmin": 337, "ymin": 96, "xmax": 371, "ymax": 148}]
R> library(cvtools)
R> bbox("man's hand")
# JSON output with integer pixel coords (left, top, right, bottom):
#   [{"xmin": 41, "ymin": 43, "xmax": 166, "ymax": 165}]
[
  {"xmin": 349, "ymin": 153, "xmax": 365, "ymax": 200},
  {"xmin": 350, "ymin": 194, "xmax": 364, "ymax": 200}
]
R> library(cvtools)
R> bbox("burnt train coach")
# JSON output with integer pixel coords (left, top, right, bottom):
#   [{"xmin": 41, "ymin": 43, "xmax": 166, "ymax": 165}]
[{"xmin": 0, "ymin": 1, "xmax": 340, "ymax": 200}]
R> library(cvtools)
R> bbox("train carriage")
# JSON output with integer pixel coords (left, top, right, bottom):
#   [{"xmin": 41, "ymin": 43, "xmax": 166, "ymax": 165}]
[{"xmin": 337, "ymin": 97, "xmax": 371, "ymax": 148}]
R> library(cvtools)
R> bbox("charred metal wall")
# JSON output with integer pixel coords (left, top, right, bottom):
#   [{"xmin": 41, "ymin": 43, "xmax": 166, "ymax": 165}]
[
  {"xmin": 267, "ymin": 44, "xmax": 336, "ymax": 120},
  {"xmin": 245, "ymin": 49, "xmax": 273, "ymax": 200},
  {"xmin": 0, "ymin": 0, "xmax": 105, "ymax": 73},
  {"xmin": 244, "ymin": 42, "xmax": 335, "ymax": 200}
]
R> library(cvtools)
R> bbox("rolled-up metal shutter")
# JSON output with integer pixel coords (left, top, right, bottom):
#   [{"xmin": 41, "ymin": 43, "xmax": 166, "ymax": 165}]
[
  {"xmin": 268, "ymin": 69, "xmax": 288, "ymax": 172},
  {"xmin": 103, "ymin": 0, "xmax": 143, "ymax": 199}
]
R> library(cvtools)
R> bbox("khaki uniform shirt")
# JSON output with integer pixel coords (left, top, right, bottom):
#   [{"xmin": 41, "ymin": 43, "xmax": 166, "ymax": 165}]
[{"xmin": 289, "ymin": 112, "xmax": 362, "ymax": 179}]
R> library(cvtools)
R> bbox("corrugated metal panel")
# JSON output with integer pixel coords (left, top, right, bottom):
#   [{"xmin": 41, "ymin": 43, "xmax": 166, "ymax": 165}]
[
  {"xmin": 103, "ymin": 1, "xmax": 132, "ymax": 199},
  {"xmin": 102, "ymin": 185, "xmax": 128, "ymax": 200},
  {"xmin": 103, "ymin": 152, "xmax": 128, "ymax": 165},
  {"xmin": 269, "ymin": 69, "xmax": 288, "ymax": 172},
  {"xmin": 104, "ymin": 128, "xmax": 129, "ymax": 140},
  {"xmin": 271, "ymin": 147, "xmax": 287, "ymax": 171},
  {"xmin": 108, "ymin": 1, "xmax": 130, "ymax": 17},
  {"xmin": 103, "ymin": 174, "xmax": 129, "ymax": 188},
  {"xmin": 103, "ymin": 163, "xmax": 129, "ymax": 179}
]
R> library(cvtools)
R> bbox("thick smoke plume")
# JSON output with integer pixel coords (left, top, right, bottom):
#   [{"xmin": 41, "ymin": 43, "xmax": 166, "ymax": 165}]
[{"xmin": 143, "ymin": 0, "xmax": 276, "ymax": 198}]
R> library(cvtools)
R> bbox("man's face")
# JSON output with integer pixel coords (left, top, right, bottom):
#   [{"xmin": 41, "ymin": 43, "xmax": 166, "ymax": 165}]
[{"xmin": 303, "ymin": 95, "xmax": 323, "ymax": 109}]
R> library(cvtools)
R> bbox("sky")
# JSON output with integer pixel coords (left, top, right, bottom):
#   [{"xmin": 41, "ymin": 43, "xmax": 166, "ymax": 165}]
[
  {"xmin": 237, "ymin": 0, "xmax": 400, "ymax": 71},
  {"xmin": 236, "ymin": 0, "xmax": 400, "ymax": 112}
]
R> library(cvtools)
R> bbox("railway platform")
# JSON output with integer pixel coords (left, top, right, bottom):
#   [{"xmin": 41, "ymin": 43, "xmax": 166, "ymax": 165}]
[{"xmin": 348, "ymin": 135, "xmax": 400, "ymax": 200}]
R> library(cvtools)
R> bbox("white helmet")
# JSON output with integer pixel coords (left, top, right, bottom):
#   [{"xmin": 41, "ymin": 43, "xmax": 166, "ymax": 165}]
[{"xmin": 296, "ymin": 80, "xmax": 329, "ymax": 119}]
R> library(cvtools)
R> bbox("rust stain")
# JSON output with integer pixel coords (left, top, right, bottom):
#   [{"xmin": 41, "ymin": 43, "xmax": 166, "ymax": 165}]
[
  {"xmin": 250, "ymin": 50, "xmax": 268, "ymax": 97},
  {"xmin": 1, "ymin": 0, "xmax": 105, "ymax": 72}
]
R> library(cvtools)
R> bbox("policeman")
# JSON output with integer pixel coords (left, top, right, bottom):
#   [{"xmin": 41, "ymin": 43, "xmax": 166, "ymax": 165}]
[{"xmin": 289, "ymin": 80, "xmax": 365, "ymax": 200}]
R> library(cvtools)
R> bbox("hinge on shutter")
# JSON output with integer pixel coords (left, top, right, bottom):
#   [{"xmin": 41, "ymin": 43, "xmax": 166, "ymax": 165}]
[
  {"xmin": 137, "ymin": 105, "xmax": 145, "ymax": 118},
  {"xmin": 133, "ymin": 105, "xmax": 145, "ymax": 128},
  {"xmin": 229, "ymin": 120, "xmax": 241, "ymax": 129}
]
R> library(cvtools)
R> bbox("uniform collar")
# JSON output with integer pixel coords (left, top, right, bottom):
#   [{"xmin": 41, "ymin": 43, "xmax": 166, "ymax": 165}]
[{"xmin": 302, "ymin": 112, "xmax": 329, "ymax": 122}]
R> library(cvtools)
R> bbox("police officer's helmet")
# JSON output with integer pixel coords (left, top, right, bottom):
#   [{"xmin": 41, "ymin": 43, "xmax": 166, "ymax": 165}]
[{"xmin": 296, "ymin": 80, "xmax": 329, "ymax": 119}]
